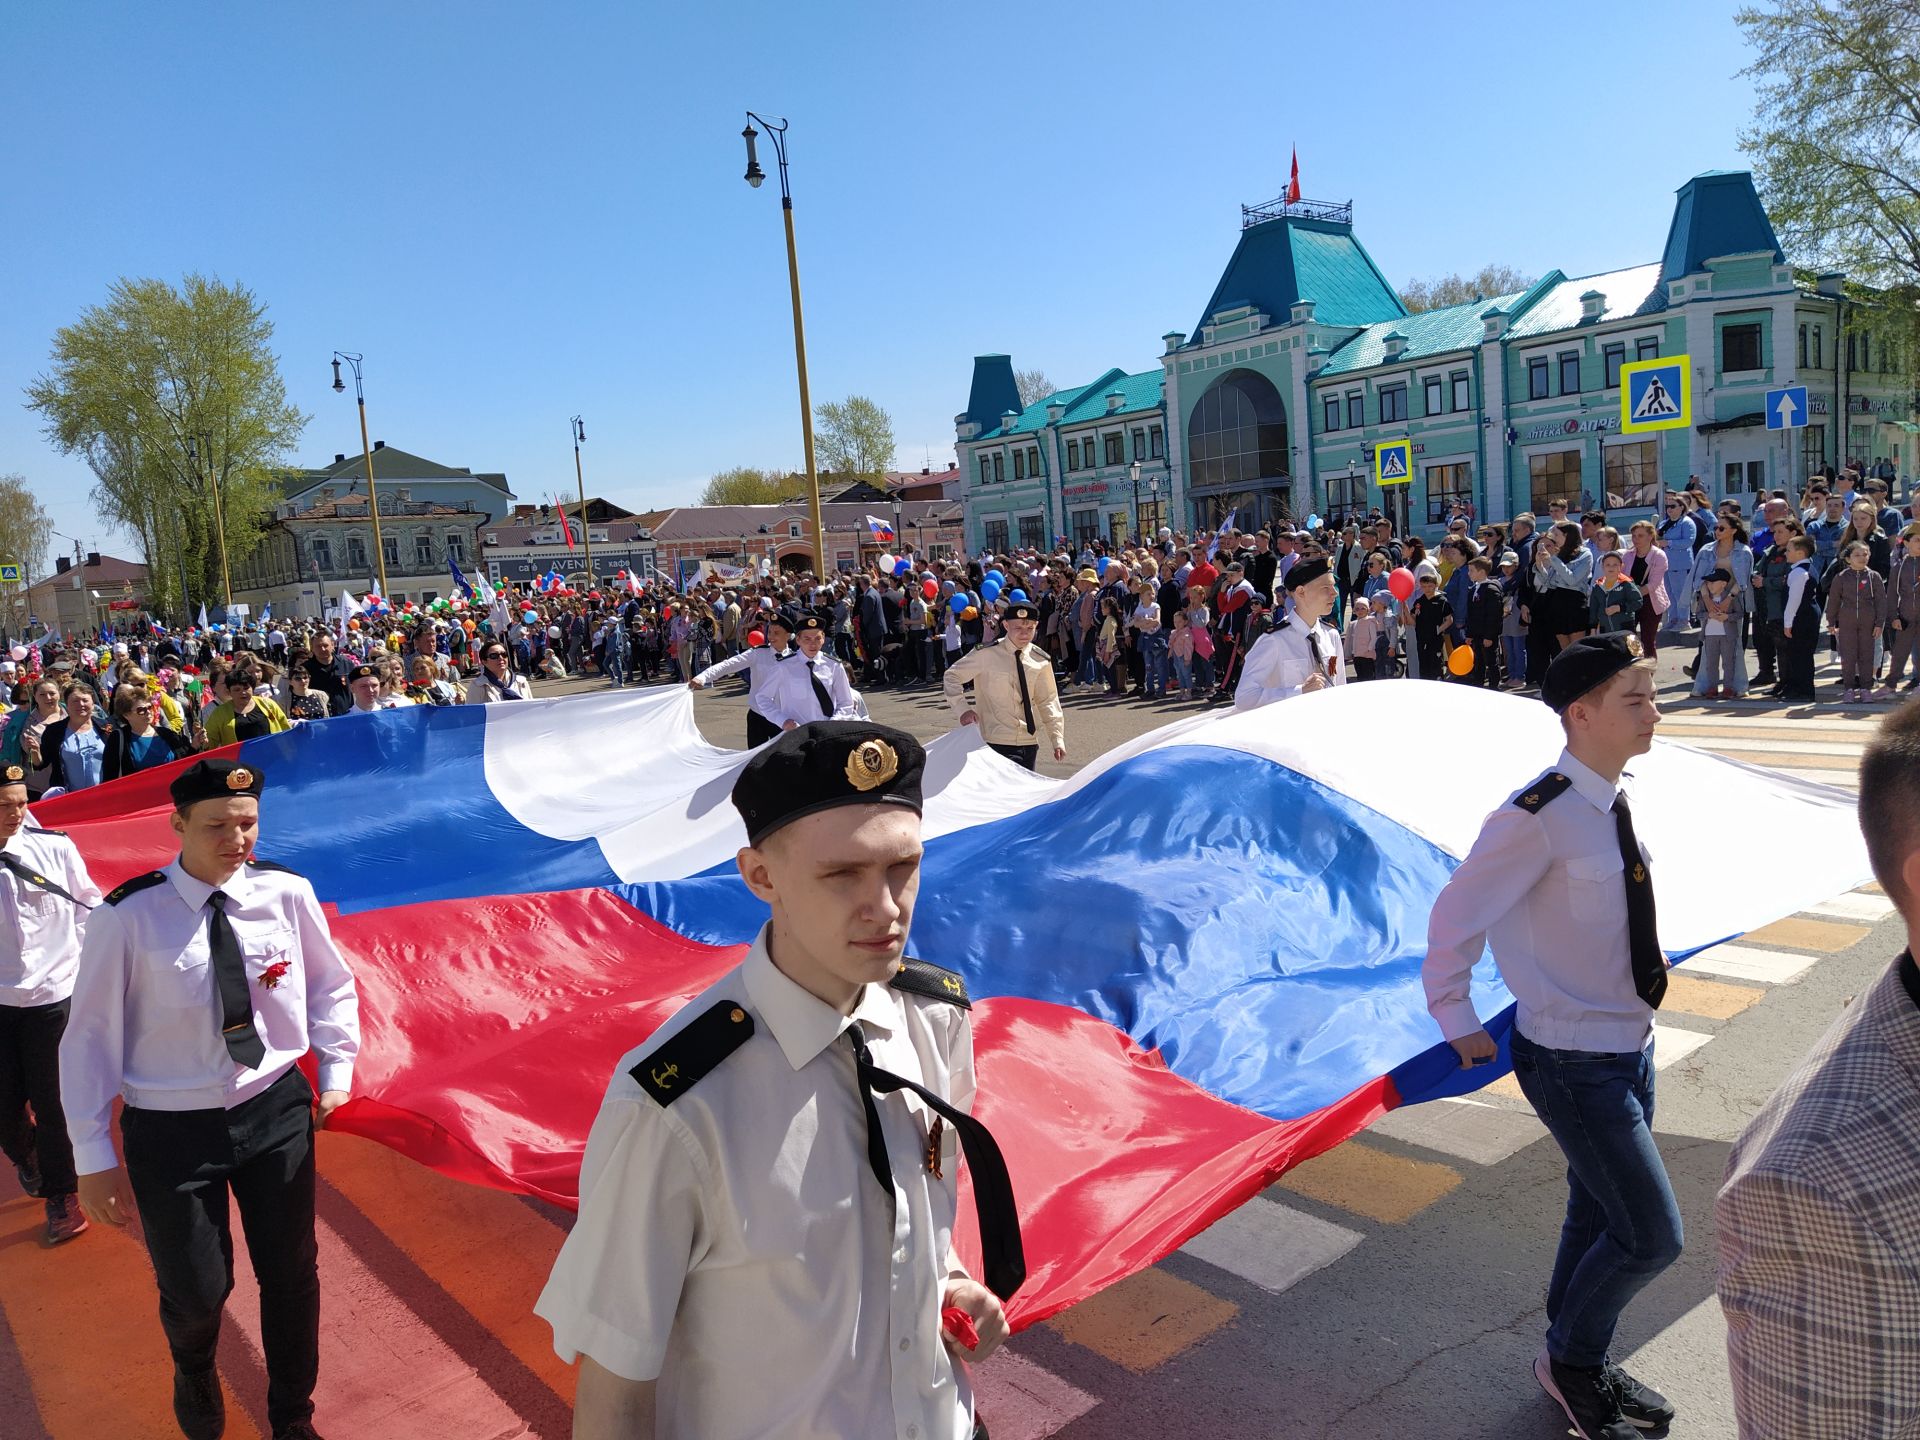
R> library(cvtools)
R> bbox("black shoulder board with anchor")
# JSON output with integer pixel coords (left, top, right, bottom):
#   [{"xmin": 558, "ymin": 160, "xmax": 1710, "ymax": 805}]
[
  {"xmin": 1513, "ymin": 771, "xmax": 1574, "ymax": 814},
  {"xmin": 23, "ymin": 824, "xmax": 67, "ymax": 838},
  {"xmin": 891, "ymin": 958, "xmax": 971, "ymax": 1010},
  {"xmin": 247, "ymin": 858, "xmax": 304, "ymax": 877},
  {"xmin": 632, "ymin": 1000, "xmax": 755, "ymax": 1108},
  {"xmin": 104, "ymin": 871, "xmax": 169, "ymax": 906}
]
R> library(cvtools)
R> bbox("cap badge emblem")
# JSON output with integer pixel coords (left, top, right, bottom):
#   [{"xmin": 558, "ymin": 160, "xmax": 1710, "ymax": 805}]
[
  {"xmin": 845, "ymin": 738, "xmax": 899, "ymax": 792},
  {"xmin": 227, "ymin": 767, "xmax": 254, "ymax": 791}
]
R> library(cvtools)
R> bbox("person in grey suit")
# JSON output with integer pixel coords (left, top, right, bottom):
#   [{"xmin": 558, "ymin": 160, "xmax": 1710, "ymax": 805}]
[{"xmin": 1717, "ymin": 697, "xmax": 1920, "ymax": 1438}]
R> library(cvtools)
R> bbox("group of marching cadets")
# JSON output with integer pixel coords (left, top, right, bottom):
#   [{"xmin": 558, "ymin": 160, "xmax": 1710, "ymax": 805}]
[{"xmin": 688, "ymin": 604, "xmax": 864, "ymax": 745}]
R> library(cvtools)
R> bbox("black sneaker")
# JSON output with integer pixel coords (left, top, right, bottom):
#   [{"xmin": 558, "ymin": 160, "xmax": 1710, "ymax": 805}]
[
  {"xmin": 173, "ymin": 1365, "xmax": 224, "ymax": 1440},
  {"xmin": 1605, "ymin": 1361, "xmax": 1675, "ymax": 1429},
  {"xmin": 14, "ymin": 1152, "xmax": 43, "ymax": 1199},
  {"xmin": 1535, "ymin": 1349, "xmax": 1638, "ymax": 1439}
]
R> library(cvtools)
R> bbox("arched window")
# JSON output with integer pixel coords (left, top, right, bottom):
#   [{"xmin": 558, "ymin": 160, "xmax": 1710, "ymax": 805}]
[{"xmin": 1187, "ymin": 370, "xmax": 1289, "ymax": 487}]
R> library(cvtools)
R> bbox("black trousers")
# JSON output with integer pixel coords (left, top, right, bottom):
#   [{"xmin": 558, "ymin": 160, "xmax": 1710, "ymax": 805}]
[
  {"xmin": 746, "ymin": 709, "xmax": 780, "ymax": 748},
  {"xmin": 122, "ymin": 1067, "xmax": 319, "ymax": 1431},
  {"xmin": 1781, "ymin": 618, "xmax": 1819, "ymax": 698},
  {"xmin": 1753, "ymin": 609, "xmax": 1779, "ymax": 679},
  {"xmin": 988, "ymin": 742, "xmax": 1038, "ymax": 771},
  {"xmin": 0, "ymin": 998, "xmax": 76, "ymax": 1196}
]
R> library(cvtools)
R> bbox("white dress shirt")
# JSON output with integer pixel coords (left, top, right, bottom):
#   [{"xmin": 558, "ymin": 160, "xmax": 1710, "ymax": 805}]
[
  {"xmin": 693, "ymin": 645, "xmax": 792, "ymax": 723},
  {"xmin": 61, "ymin": 857, "xmax": 361, "ymax": 1176},
  {"xmin": 1233, "ymin": 615, "xmax": 1347, "ymax": 709},
  {"xmin": 0, "ymin": 825, "xmax": 103, "ymax": 1007},
  {"xmin": 761, "ymin": 648, "xmax": 861, "ymax": 728},
  {"xmin": 537, "ymin": 927, "xmax": 975, "ymax": 1440},
  {"xmin": 1424, "ymin": 748, "xmax": 1657, "ymax": 1054}
]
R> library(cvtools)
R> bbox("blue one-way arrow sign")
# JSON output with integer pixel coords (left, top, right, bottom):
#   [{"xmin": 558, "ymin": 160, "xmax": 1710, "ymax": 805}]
[{"xmin": 1766, "ymin": 384, "xmax": 1809, "ymax": 430}]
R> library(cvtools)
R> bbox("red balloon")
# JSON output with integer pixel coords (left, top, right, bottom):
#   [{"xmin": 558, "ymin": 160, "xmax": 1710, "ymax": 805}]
[
  {"xmin": 1387, "ymin": 567, "xmax": 1416, "ymax": 602},
  {"xmin": 662, "ymin": 606, "xmax": 674, "ymax": 621},
  {"xmin": 922, "ymin": 578, "xmax": 938, "ymax": 600},
  {"xmin": 746, "ymin": 630, "xmax": 766, "ymax": 648}
]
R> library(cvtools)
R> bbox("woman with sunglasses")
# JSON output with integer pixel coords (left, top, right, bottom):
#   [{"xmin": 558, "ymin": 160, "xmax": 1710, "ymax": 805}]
[
  {"xmin": 467, "ymin": 640, "xmax": 534, "ymax": 703},
  {"xmin": 100, "ymin": 683, "xmax": 194, "ymax": 782}
]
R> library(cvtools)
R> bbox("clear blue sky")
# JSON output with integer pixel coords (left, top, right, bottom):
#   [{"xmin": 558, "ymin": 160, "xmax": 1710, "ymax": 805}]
[{"xmin": 1, "ymin": 0, "xmax": 1758, "ymax": 564}]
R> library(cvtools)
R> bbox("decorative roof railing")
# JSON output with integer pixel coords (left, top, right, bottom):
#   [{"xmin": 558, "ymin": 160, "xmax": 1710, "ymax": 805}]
[{"xmin": 1241, "ymin": 195, "xmax": 1353, "ymax": 229}]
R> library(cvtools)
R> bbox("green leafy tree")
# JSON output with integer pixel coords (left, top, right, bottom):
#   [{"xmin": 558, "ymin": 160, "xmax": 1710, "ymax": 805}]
[
  {"xmin": 814, "ymin": 395, "xmax": 896, "ymax": 479},
  {"xmin": 1737, "ymin": 0, "xmax": 1920, "ymax": 291},
  {"xmin": 698, "ymin": 466, "xmax": 800, "ymax": 506},
  {"xmin": 24, "ymin": 275, "xmax": 307, "ymax": 618},
  {"xmin": 0, "ymin": 475, "xmax": 53, "ymax": 587},
  {"xmin": 1400, "ymin": 265, "xmax": 1536, "ymax": 314}
]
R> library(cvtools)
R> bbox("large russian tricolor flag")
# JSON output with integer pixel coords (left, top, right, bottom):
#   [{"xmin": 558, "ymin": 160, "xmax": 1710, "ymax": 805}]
[{"xmin": 38, "ymin": 684, "xmax": 1869, "ymax": 1327}]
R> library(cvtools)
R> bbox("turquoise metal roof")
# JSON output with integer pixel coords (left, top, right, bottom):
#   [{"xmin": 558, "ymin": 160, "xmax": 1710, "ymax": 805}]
[
  {"xmin": 1316, "ymin": 288, "xmax": 1532, "ymax": 376},
  {"xmin": 1661, "ymin": 170, "xmax": 1784, "ymax": 280},
  {"xmin": 971, "ymin": 366, "xmax": 1164, "ymax": 441},
  {"xmin": 1504, "ymin": 263, "xmax": 1667, "ymax": 340},
  {"xmin": 1193, "ymin": 216, "xmax": 1406, "ymax": 336}
]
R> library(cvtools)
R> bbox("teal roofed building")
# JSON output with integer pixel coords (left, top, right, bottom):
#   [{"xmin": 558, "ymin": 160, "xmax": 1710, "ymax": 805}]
[{"xmin": 956, "ymin": 171, "xmax": 1918, "ymax": 553}]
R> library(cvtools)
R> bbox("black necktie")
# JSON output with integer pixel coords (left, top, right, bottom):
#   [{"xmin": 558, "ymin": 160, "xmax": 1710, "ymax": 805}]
[
  {"xmin": 0, "ymin": 852, "xmax": 92, "ymax": 908},
  {"xmin": 809, "ymin": 661, "xmax": 834, "ymax": 717},
  {"xmin": 1610, "ymin": 796, "xmax": 1667, "ymax": 1009},
  {"xmin": 845, "ymin": 1022, "xmax": 1026, "ymax": 1302},
  {"xmin": 207, "ymin": 892, "xmax": 267, "ymax": 1068},
  {"xmin": 1012, "ymin": 647, "xmax": 1035, "ymax": 734}
]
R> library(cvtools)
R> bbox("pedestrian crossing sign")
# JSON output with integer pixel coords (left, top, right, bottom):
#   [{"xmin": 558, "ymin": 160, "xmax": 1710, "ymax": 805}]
[
  {"xmin": 1619, "ymin": 355, "xmax": 1690, "ymax": 433},
  {"xmin": 0, "ymin": 564, "xmax": 18, "ymax": 585},
  {"xmin": 1374, "ymin": 438, "xmax": 1413, "ymax": 487}
]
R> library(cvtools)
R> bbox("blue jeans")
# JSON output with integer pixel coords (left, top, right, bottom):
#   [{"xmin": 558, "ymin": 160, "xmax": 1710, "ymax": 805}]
[
  {"xmin": 1502, "ymin": 634, "xmax": 1526, "ymax": 682},
  {"xmin": 1508, "ymin": 1031, "xmax": 1683, "ymax": 1367},
  {"xmin": 1139, "ymin": 632, "xmax": 1169, "ymax": 694}
]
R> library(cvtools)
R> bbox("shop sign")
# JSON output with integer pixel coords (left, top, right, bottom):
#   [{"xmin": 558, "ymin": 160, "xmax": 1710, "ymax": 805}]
[
  {"xmin": 1523, "ymin": 416, "xmax": 1613, "ymax": 441},
  {"xmin": 1062, "ymin": 482, "xmax": 1110, "ymax": 499}
]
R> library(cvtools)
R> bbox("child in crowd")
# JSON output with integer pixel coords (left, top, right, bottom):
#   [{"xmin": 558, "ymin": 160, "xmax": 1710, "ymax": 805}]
[
  {"xmin": 1884, "ymin": 522, "xmax": 1920, "ymax": 696},
  {"xmin": 1169, "ymin": 609, "xmax": 1195, "ymax": 697},
  {"xmin": 1361, "ymin": 555, "xmax": 1401, "ymax": 677},
  {"xmin": 1694, "ymin": 568, "xmax": 1744, "ymax": 699},
  {"xmin": 1347, "ymin": 596, "xmax": 1381, "ymax": 681},
  {"xmin": 1095, "ymin": 595, "xmax": 1127, "ymax": 695},
  {"xmin": 1780, "ymin": 535, "xmax": 1822, "ymax": 703},
  {"xmin": 1463, "ymin": 556, "xmax": 1504, "ymax": 688},
  {"xmin": 1499, "ymin": 554, "xmax": 1526, "ymax": 689},
  {"xmin": 1825, "ymin": 539, "xmax": 1887, "ymax": 703},
  {"xmin": 1410, "ymin": 573, "xmax": 1453, "ymax": 681},
  {"xmin": 1185, "ymin": 593, "xmax": 1216, "ymax": 695},
  {"xmin": 1588, "ymin": 551, "xmax": 1643, "ymax": 635}
]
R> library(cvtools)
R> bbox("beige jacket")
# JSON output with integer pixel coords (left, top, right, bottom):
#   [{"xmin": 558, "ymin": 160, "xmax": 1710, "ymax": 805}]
[{"xmin": 942, "ymin": 641, "xmax": 1065, "ymax": 753}]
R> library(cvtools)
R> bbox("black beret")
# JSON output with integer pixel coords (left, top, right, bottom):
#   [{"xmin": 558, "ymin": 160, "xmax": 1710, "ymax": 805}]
[
  {"xmin": 1284, "ymin": 556, "xmax": 1332, "ymax": 591},
  {"xmin": 1001, "ymin": 599, "xmax": 1040, "ymax": 622},
  {"xmin": 0, "ymin": 764, "xmax": 24, "ymax": 787},
  {"xmin": 347, "ymin": 663, "xmax": 380, "ymax": 683},
  {"xmin": 170, "ymin": 757, "xmax": 264, "ymax": 809},
  {"xmin": 1542, "ymin": 633, "xmax": 1641, "ymax": 713},
  {"xmin": 793, "ymin": 610, "xmax": 829, "ymax": 634},
  {"xmin": 731, "ymin": 721, "xmax": 925, "ymax": 847}
]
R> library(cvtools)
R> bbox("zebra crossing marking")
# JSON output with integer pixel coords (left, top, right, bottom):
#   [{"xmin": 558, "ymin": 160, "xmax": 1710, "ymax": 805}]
[{"xmin": 1177, "ymin": 1193, "xmax": 1366, "ymax": 1294}]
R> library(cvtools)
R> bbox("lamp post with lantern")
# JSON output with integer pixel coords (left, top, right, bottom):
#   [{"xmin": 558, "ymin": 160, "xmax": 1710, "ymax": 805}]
[
  {"xmin": 570, "ymin": 416, "xmax": 594, "ymax": 584},
  {"xmin": 331, "ymin": 351, "xmax": 389, "ymax": 597}
]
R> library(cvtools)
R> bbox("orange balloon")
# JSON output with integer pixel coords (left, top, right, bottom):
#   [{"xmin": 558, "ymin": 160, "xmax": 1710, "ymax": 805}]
[{"xmin": 1447, "ymin": 644, "xmax": 1475, "ymax": 677}]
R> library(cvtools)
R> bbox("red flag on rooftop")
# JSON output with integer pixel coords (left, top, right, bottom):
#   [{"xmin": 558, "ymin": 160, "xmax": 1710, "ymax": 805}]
[
  {"xmin": 1287, "ymin": 148, "xmax": 1300, "ymax": 203},
  {"xmin": 555, "ymin": 497, "xmax": 576, "ymax": 550}
]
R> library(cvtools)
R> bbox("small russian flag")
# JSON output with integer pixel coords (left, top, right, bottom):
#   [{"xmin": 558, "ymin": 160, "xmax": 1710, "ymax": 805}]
[{"xmin": 866, "ymin": 514, "xmax": 896, "ymax": 545}]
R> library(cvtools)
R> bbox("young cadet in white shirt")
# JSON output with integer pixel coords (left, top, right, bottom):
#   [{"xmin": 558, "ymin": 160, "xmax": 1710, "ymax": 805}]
[
  {"xmin": 1233, "ymin": 556, "xmax": 1345, "ymax": 709},
  {"xmin": 1423, "ymin": 634, "xmax": 1679, "ymax": 1440},
  {"xmin": 0, "ymin": 761, "xmax": 104, "ymax": 1244},
  {"xmin": 62, "ymin": 757, "xmax": 360, "ymax": 1440},
  {"xmin": 688, "ymin": 607, "xmax": 797, "ymax": 747},
  {"xmin": 761, "ymin": 609, "xmax": 861, "ymax": 730},
  {"xmin": 942, "ymin": 598, "xmax": 1066, "ymax": 770},
  {"xmin": 538, "ymin": 721, "xmax": 1025, "ymax": 1440}
]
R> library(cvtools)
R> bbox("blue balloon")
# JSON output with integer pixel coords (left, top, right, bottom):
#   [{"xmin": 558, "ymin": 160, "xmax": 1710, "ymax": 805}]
[
  {"xmin": 893, "ymin": 558, "xmax": 910, "ymax": 577},
  {"xmin": 986, "ymin": 569, "xmax": 1006, "ymax": 587},
  {"xmin": 948, "ymin": 593, "xmax": 968, "ymax": 615},
  {"xmin": 981, "ymin": 579, "xmax": 1003, "ymax": 602},
  {"xmin": 1307, "ymin": 513, "xmax": 1323, "ymax": 529},
  {"xmin": 523, "ymin": 610, "xmax": 538, "ymax": 624},
  {"xmin": 1095, "ymin": 556, "xmax": 1110, "ymax": 575},
  {"xmin": 1008, "ymin": 589, "xmax": 1029, "ymax": 603}
]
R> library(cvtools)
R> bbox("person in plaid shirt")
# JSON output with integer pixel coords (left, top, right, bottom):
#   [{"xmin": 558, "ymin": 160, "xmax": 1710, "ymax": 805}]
[{"xmin": 1717, "ymin": 697, "xmax": 1920, "ymax": 1437}]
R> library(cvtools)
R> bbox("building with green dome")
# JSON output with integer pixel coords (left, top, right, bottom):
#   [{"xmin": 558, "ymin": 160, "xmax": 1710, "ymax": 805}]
[{"xmin": 956, "ymin": 170, "xmax": 1917, "ymax": 550}]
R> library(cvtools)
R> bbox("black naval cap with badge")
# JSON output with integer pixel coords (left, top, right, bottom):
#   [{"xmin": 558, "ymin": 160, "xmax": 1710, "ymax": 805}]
[
  {"xmin": 346, "ymin": 662, "xmax": 380, "ymax": 684},
  {"xmin": 791, "ymin": 609, "xmax": 830, "ymax": 635},
  {"xmin": 170, "ymin": 756, "xmax": 265, "ymax": 809},
  {"xmin": 730, "ymin": 720, "xmax": 925, "ymax": 847},
  {"xmin": 1000, "ymin": 597, "xmax": 1041, "ymax": 622},
  {"xmin": 0, "ymin": 764, "xmax": 25, "ymax": 790},
  {"xmin": 1541, "ymin": 632, "xmax": 1643, "ymax": 713},
  {"xmin": 1283, "ymin": 555, "xmax": 1332, "ymax": 591}
]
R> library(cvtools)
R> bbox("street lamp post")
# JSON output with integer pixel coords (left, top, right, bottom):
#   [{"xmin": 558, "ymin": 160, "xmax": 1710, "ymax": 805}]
[
  {"xmin": 331, "ymin": 351, "xmax": 389, "ymax": 597},
  {"xmin": 185, "ymin": 435, "xmax": 234, "ymax": 609},
  {"xmin": 570, "ymin": 416, "xmax": 594, "ymax": 584},
  {"xmin": 1148, "ymin": 475, "xmax": 1160, "ymax": 539},
  {"xmin": 1129, "ymin": 460, "xmax": 1143, "ymax": 540},
  {"xmin": 741, "ymin": 113, "xmax": 827, "ymax": 578}
]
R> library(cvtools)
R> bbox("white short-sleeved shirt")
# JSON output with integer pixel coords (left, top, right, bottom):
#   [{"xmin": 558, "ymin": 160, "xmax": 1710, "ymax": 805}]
[
  {"xmin": 1423, "ymin": 748, "xmax": 1657, "ymax": 1053},
  {"xmin": 537, "ymin": 927, "xmax": 976, "ymax": 1440},
  {"xmin": 1233, "ymin": 616, "xmax": 1346, "ymax": 709},
  {"xmin": 0, "ymin": 824, "xmax": 103, "ymax": 1006}
]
